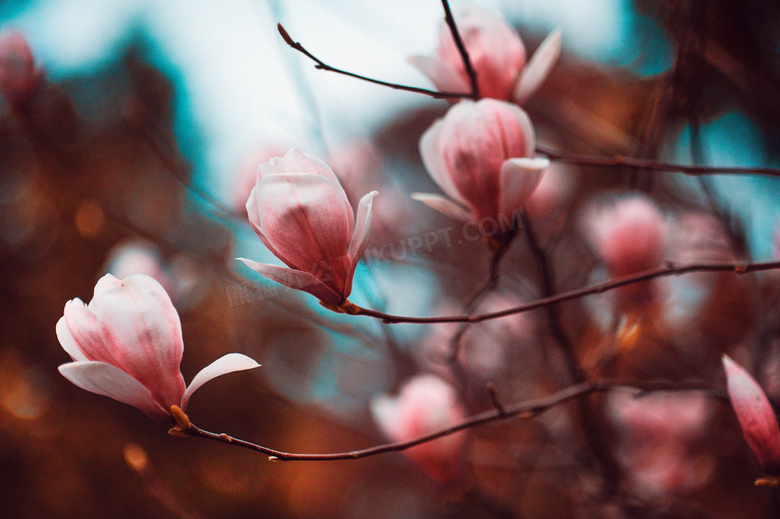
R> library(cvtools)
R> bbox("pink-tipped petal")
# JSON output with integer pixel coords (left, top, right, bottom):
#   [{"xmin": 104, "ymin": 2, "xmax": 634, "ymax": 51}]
[
  {"xmin": 92, "ymin": 275, "xmax": 186, "ymax": 409},
  {"xmin": 410, "ymin": 193, "xmax": 473, "ymax": 222},
  {"xmin": 419, "ymin": 117, "xmax": 470, "ymax": 206},
  {"xmin": 723, "ymin": 355, "xmax": 780, "ymax": 474},
  {"xmin": 344, "ymin": 191, "xmax": 378, "ymax": 296},
  {"xmin": 237, "ymin": 257, "xmax": 343, "ymax": 305},
  {"xmin": 499, "ymin": 157, "xmax": 548, "ymax": 216},
  {"xmin": 408, "ymin": 55, "xmax": 470, "ymax": 94},
  {"xmin": 180, "ymin": 353, "xmax": 261, "ymax": 410},
  {"xmin": 512, "ymin": 29, "xmax": 562, "ymax": 105},
  {"xmin": 59, "ymin": 361, "xmax": 169, "ymax": 421}
]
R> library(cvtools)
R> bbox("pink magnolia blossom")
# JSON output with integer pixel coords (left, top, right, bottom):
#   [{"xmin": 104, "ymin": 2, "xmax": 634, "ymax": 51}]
[
  {"xmin": 371, "ymin": 375, "xmax": 467, "ymax": 483},
  {"xmin": 0, "ymin": 31, "xmax": 42, "ymax": 107},
  {"xmin": 409, "ymin": 5, "xmax": 561, "ymax": 103},
  {"xmin": 238, "ymin": 148, "xmax": 377, "ymax": 306},
  {"xmin": 607, "ymin": 389, "xmax": 715, "ymax": 498},
  {"xmin": 586, "ymin": 196, "xmax": 668, "ymax": 278},
  {"xmin": 413, "ymin": 99, "xmax": 547, "ymax": 242},
  {"xmin": 723, "ymin": 355, "xmax": 780, "ymax": 475},
  {"xmin": 56, "ymin": 274, "xmax": 260, "ymax": 422}
]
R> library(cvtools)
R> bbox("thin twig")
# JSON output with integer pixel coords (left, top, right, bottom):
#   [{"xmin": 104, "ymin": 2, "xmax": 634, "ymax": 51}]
[
  {"xmin": 177, "ymin": 380, "xmax": 724, "ymax": 462},
  {"xmin": 276, "ymin": 24, "xmax": 471, "ymax": 100},
  {"xmin": 350, "ymin": 260, "xmax": 780, "ymax": 324},
  {"xmin": 536, "ymin": 144, "xmax": 780, "ymax": 178}
]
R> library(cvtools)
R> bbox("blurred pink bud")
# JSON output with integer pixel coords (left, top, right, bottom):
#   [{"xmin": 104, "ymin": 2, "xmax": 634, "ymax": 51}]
[
  {"xmin": 327, "ymin": 139, "xmax": 383, "ymax": 205},
  {"xmin": 723, "ymin": 355, "xmax": 780, "ymax": 475},
  {"xmin": 608, "ymin": 390, "xmax": 715, "ymax": 498},
  {"xmin": 409, "ymin": 6, "xmax": 560, "ymax": 103},
  {"xmin": 103, "ymin": 239, "xmax": 173, "ymax": 295},
  {"xmin": 586, "ymin": 195, "xmax": 668, "ymax": 278},
  {"xmin": 238, "ymin": 148, "xmax": 377, "ymax": 306},
  {"xmin": 56, "ymin": 274, "xmax": 260, "ymax": 422},
  {"xmin": 371, "ymin": 375, "xmax": 467, "ymax": 483},
  {"xmin": 413, "ymin": 99, "xmax": 547, "ymax": 240},
  {"xmin": 0, "ymin": 31, "xmax": 42, "ymax": 106}
]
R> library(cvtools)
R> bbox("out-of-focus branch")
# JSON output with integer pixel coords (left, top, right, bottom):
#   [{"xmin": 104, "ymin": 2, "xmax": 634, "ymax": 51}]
[
  {"xmin": 520, "ymin": 213, "xmax": 621, "ymax": 493},
  {"xmin": 174, "ymin": 380, "xmax": 724, "ymax": 461},
  {"xmin": 536, "ymin": 144, "xmax": 780, "ymax": 178},
  {"xmin": 276, "ymin": 24, "xmax": 471, "ymax": 100},
  {"xmin": 350, "ymin": 260, "xmax": 780, "ymax": 324}
]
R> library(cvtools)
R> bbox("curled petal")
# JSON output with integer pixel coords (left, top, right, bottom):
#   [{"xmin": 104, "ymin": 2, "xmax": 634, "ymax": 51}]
[
  {"xmin": 92, "ymin": 275, "xmax": 186, "ymax": 409},
  {"xmin": 237, "ymin": 257, "xmax": 343, "ymax": 305},
  {"xmin": 181, "ymin": 353, "xmax": 261, "ymax": 410},
  {"xmin": 411, "ymin": 193, "xmax": 473, "ymax": 222},
  {"xmin": 408, "ymin": 55, "xmax": 469, "ymax": 94},
  {"xmin": 723, "ymin": 355, "xmax": 780, "ymax": 474},
  {"xmin": 512, "ymin": 29, "xmax": 562, "ymax": 105},
  {"xmin": 499, "ymin": 157, "xmax": 548, "ymax": 217},
  {"xmin": 59, "ymin": 361, "xmax": 169, "ymax": 421},
  {"xmin": 345, "ymin": 191, "xmax": 378, "ymax": 296}
]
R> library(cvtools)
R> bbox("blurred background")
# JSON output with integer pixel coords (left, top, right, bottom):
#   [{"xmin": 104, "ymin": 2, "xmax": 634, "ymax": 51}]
[{"xmin": 2, "ymin": 0, "xmax": 780, "ymax": 517}]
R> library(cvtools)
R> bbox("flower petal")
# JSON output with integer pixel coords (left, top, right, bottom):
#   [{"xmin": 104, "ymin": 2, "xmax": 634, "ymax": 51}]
[
  {"xmin": 89, "ymin": 273, "xmax": 122, "ymax": 309},
  {"xmin": 419, "ymin": 116, "xmax": 469, "ymax": 206},
  {"xmin": 408, "ymin": 55, "xmax": 470, "ymax": 94},
  {"xmin": 345, "ymin": 191, "xmax": 378, "ymax": 297},
  {"xmin": 256, "ymin": 173, "xmax": 353, "ymax": 291},
  {"xmin": 245, "ymin": 183, "xmax": 298, "ymax": 268},
  {"xmin": 512, "ymin": 29, "xmax": 561, "ymax": 105},
  {"xmin": 91, "ymin": 274, "xmax": 186, "ymax": 410},
  {"xmin": 56, "ymin": 313, "xmax": 89, "ymax": 362},
  {"xmin": 237, "ymin": 257, "xmax": 343, "ymax": 305},
  {"xmin": 723, "ymin": 355, "xmax": 780, "ymax": 474},
  {"xmin": 59, "ymin": 361, "xmax": 169, "ymax": 421},
  {"xmin": 60, "ymin": 298, "xmax": 122, "ymax": 365},
  {"xmin": 280, "ymin": 148, "xmax": 353, "ymax": 225},
  {"xmin": 180, "ymin": 353, "xmax": 261, "ymax": 410},
  {"xmin": 410, "ymin": 193, "xmax": 473, "ymax": 222},
  {"xmin": 499, "ymin": 157, "xmax": 547, "ymax": 216}
]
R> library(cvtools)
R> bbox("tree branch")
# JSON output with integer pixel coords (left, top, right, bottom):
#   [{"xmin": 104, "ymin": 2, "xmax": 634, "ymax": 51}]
[
  {"xmin": 350, "ymin": 260, "xmax": 780, "ymax": 324},
  {"xmin": 175, "ymin": 380, "xmax": 724, "ymax": 462},
  {"xmin": 440, "ymin": 0, "xmax": 479, "ymax": 99},
  {"xmin": 536, "ymin": 144, "xmax": 780, "ymax": 178},
  {"xmin": 276, "ymin": 24, "xmax": 471, "ymax": 100}
]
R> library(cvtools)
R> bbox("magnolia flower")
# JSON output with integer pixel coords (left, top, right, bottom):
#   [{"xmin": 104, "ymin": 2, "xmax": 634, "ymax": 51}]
[
  {"xmin": 585, "ymin": 195, "xmax": 668, "ymax": 278},
  {"xmin": 371, "ymin": 375, "xmax": 467, "ymax": 483},
  {"xmin": 0, "ymin": 31, "xmax": 42, "ymax": 107},
  {"xmin": 413, "ymin": 99, "xmax": 547, "ymax": 243},
  {"xmin": 56, "ymin": 274, "xmax": 260, "ymax": 422},
  {"xmin": 238, "ymin": 148, "xmax": 377, "ymax": 307},
  {"xmin": 723, "ymin": 355, "xmax": 780, "ymax": 476},
  {"xmin": 409, "ymin": 5, "xmax": 561, "ymax": 103},
  {"xmin": 607, "ymin": 389, "xmax": 715, "ymax": 498}
]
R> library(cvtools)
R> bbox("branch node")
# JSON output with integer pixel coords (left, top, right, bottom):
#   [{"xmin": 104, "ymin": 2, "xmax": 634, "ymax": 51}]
[{"xmin": 486, "ymin": 382, "xmax": 506, "ymax": 415}]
